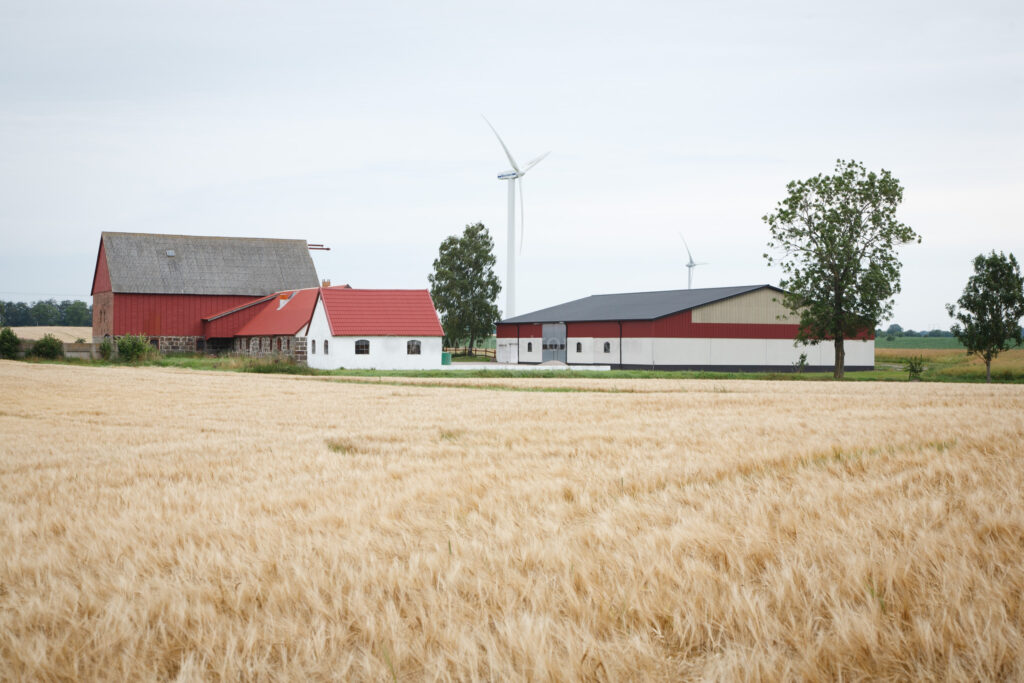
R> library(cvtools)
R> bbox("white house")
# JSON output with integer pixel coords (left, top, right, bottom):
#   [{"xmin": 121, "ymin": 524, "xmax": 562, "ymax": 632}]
[{"xmin": 304, "ymin": 288, "xmax": 444, "ymax": 370}]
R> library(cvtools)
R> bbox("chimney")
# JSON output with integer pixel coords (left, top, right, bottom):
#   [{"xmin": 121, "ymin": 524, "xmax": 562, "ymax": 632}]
[{"xmin": 321, "ymin": 279, "xmax": 331, "ymax": 288}]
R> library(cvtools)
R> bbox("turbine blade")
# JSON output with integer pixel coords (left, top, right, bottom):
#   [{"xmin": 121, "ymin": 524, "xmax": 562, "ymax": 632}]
[
  {"xmin": 518, "ymin": 177, "xmax": 525, "ymax": 255},
  {"xmin": 521, "ymin": 151, "xmax": 550, "ymax": 174},
  {"xmin": 482, "ymin": 115, "xmax": 521, "ymax": 174},
  {"xmin": 678, "ymin": 232, "xmax": 695, "ymax": 263}
]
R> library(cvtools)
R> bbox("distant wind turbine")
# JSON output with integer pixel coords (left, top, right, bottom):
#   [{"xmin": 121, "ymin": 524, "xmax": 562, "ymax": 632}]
[
  {"xmin": 679, "ymin": 233, "xmax": 708, "ymax": 289},
  {"xmin": 483, "ymin": 116, "xmax": 550, "ymax": 318}
]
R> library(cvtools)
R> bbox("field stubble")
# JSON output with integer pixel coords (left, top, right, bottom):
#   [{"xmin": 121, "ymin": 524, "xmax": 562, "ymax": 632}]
[{"xmin": 1, "ymin": 361, "xmax": 1023, "ymax": 680}]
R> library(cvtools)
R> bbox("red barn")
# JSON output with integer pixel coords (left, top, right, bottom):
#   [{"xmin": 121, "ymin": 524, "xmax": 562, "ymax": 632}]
[{"xmin": 91, "ymin": 232, "xmax": 319, "ymax": 351}]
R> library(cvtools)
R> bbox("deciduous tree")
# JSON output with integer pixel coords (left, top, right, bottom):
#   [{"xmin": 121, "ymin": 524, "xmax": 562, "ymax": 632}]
[
  {"xmin": 763, "ymin": 159, "xmax": 920, "ymax": 378},
  {"xmin": 946, "ymin": 251, "xmax": 1024, "ymax": 382},
  {"xmin": 428, "ymin": 223, "xmax": 501, "ymax": 351}
]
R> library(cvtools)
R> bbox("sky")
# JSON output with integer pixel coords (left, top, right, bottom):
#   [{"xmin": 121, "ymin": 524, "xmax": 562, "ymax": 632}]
[{"xmin": 1, "ymin": 0, "xmax": 1021, "ymax": 331}]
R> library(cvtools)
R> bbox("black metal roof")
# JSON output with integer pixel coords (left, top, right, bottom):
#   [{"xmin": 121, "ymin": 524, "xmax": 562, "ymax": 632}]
[
  {"xmin": 98, "ymin": 232, "xmax": 320, "ymax": 296},
  {"xmin": 501, "ymin": 285, "xmax": 783, "ymax": 324}
]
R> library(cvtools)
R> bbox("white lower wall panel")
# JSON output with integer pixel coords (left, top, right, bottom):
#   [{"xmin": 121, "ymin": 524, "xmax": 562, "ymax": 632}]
[
  {"xmin": 651, "ymin": 337, "xmax": 711, "ymax": 365},
  {"xmin": 518, "ymin": 338, "xmax": 542, "ymax": 363}
]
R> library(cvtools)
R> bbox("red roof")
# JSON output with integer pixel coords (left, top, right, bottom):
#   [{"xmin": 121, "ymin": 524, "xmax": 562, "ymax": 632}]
[
  {"xmin": 319, "ymin": 288, "xmax": 443, "ymax": 337},
  {"xmin": 236, "ymin": 288, "xmax": 320, "ymax": 336}
]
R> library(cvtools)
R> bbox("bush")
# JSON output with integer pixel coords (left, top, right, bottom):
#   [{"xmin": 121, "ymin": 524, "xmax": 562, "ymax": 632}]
[
  {"xmin": 905, "ymin": 355, "xmax": 925, "ymax": 380},
  {"xmin": 117, "ymin": 334, "xmax": 152, "ymax": 362},
  {"xmin": 31, "ymin": 334, "xmax": 64, "ymax": 359},
  {"xmin": 98, "ymin": 339, "xmax": 113, "ymax": 360},
  {"xmin": 0, "ymin": 327, "xmax": 20, "ymax": 359}
]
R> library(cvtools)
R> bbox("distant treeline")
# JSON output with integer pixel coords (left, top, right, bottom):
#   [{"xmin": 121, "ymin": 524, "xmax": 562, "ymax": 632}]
[
  {"xmin": 874, "ymin": 324, "xmax": 954, "ymax": 339},
  {"xmin": 0, "ymin": 299, "xmax": 93, "ymax": 327}
]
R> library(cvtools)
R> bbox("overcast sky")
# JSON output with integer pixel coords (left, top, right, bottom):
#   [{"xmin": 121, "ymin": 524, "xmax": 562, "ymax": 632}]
[{"xmin": 1, "ymin": 0, "xmax": 1021, "ymax": 330}]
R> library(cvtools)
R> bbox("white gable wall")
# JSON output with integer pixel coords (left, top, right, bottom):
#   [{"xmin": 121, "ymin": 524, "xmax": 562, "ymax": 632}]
[{"xmin": 305, "ymin": 296, "xmax": 442, "ymax": 370}]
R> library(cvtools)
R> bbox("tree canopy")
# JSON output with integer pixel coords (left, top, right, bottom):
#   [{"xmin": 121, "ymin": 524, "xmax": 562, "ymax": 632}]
[
  {"xmin": 428, "ymin": 223, "xmax": 501, "ymax": 350},
  {"xmin": 0, "ymin": 299, "xmax": 92, "ymax": 327},
  {"xmin": 946, "ymin": 251, "xmax": 1024, "ymax": 382},
  {"xmin": 763, "ymin": 159, "xmax": 920, "ymax": 378}
]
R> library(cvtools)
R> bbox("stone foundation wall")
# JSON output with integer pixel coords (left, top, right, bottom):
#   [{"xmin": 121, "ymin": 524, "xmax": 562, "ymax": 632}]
[
  {"xmin": 232, "ymin": 336, "xmax": 307, "ymax": 363},
  {"xmin": 154, "ymin": 336, "xmax": 201, "ymax": 353}
]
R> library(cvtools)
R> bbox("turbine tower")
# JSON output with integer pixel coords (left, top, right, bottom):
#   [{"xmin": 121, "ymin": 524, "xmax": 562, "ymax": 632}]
[
  {"xmin": 483, "ymin": 116, "xmax": 549, "ymax": 318},
  {"xmin": 679, "ymin": 233, "xmax": 708, "ymax": 289}
]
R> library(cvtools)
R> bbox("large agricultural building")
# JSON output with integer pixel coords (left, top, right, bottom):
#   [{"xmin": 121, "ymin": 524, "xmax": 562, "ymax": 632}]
[
  {"xmin": 90, "ymin": 231, "xmax": 445, "ymax": 369},
  {"xmin": 91, "ymin": 232, "xmax": 319, "ymax": 351},
  {"xmin": 496, "ymin": 285, "xmax": 874, "ymax": 371}
]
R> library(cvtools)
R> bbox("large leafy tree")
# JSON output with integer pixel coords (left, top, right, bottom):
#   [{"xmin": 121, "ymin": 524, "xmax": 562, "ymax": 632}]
[
  {"xmin": 946, "ymin": 251, "xmax": 1024, "ymax": 382},
  {"xmin": 428, "ymin": 223, "xmax": 501, "ymax": 351},
  {"xmin": 763, "ymin": 159, "xmax": 920, "ymax": 379}
]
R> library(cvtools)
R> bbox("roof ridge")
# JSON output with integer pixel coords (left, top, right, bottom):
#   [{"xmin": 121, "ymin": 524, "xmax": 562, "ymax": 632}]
[
  {"xmin": 589, "ymin": 284, "xmax": 768, "ymax": 297},
  {"xmin": 102, "ymin": 231, "xmax": 308, "ymax": 243}
]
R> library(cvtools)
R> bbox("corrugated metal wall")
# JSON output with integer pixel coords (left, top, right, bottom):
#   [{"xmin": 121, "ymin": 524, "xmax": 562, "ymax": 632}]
[{"xmin": 692, "ymin": 287, "xmax": 796, "ymax": 324}]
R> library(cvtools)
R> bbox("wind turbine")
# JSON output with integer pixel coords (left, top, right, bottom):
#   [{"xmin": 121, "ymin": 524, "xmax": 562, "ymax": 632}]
[
  {"xmin": 678, "ymin": 233, "xmax": 708, "ymax": 289},
  {"xmin": 483, "ymin": 116, "xmax": 549, "ymax": 318}
]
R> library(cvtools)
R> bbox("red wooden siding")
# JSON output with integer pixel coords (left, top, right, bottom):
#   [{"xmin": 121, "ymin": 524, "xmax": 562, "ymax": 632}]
[
  {"xmin": 496, "ymin": 324, "xmax": 518, "ymax": 338},
  {"xmin": 113, "ymin": 293, "xmax": 263, "ymax": 337},
  {"xmin": 92, "ymin": 241, "xmax": 111, "ymax": 295}
]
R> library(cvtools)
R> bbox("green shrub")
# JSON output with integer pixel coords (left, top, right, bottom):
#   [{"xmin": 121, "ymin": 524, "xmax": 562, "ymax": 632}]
[
  {"xmin": 117, "ymin": 334, "xmax": 153, "ymax": 362},
  {"xmin": 242, "ymin": 356, "xmax": 316, "ymax": 375},
  {"xmin": 905, "ymin": 355, "xmax": 925, "ymax": 380},
  {"xmin": 98, "ymin": 339, "xmax": 113, "ymax": 360},
  {"xmin": 31, "ymin": 334, "xmax": 64, "ymax": 359},
  {"xmin": 0, "ymin": 327, "xmax": 20, "ymax": 359}
]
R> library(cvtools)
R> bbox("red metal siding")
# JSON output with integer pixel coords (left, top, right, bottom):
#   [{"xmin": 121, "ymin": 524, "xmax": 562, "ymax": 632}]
[
  {"xmin": 91, "ymin": 241, "xmax": 111, "ymax": 295},
  {"xmin": 567, "ymin": 321, "xmax": 620, "ymax": 337},
  {"xmin": 113, "ymin": 293, "xmax": 263, "ymax": 337}
]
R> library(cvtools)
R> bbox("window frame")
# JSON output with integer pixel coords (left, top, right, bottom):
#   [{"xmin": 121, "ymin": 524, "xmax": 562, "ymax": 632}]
[
  {"xmin": 407, "ymin": 340, "xmax": 421, "ymax": 355},
  {"xmin": 355, "ymin": 339, "xmax": 370, "ymax": 355}
]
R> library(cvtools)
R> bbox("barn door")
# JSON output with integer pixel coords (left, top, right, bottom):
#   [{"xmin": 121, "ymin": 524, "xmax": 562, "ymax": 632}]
[{"xmin": 541, "ymin": 324, "xmax": 566, "ymax": 363}]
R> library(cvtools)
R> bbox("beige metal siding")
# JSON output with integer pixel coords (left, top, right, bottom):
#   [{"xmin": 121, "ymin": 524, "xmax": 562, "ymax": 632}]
[{"xmin": 691, "ymin": 288, "xmax": 796, "ymax": 324}]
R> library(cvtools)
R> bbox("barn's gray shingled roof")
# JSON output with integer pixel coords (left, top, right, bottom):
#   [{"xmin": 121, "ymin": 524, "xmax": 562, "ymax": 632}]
[
  {"xmin": 100, "ymin": 232, "xmax": 320, "ymax": 295},
  {"xmin": 501, "ymin": 285, "xmax": 782, "ymax": 323}
]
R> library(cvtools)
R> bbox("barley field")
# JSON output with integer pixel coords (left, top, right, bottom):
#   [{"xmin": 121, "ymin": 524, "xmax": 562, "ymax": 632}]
[{"xmin": 2, "ymin": 361, "xmax": 1023, "ymax": 680}]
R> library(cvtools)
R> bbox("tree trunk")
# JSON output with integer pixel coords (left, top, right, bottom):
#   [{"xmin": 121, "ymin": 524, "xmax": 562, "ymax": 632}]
[
  {"xmin": 469, "ymin": 335, "xmax": 475, "ymax": 356},
  {"xmin": 986, "ymin": 358, "xmax": 992, "ymax": 383},
  {"xmin": 834, "ymin": 336, "xmax": 845, "ymax": 380}
]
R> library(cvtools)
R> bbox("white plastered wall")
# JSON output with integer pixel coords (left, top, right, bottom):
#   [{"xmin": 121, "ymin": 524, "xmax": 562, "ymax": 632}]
[{"xmin": 305, "ymin": 297, "xmax": 442, "ymax": 370}]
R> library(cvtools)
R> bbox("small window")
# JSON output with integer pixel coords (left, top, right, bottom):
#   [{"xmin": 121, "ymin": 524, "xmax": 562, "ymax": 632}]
[
  {"xmin": 276, "ymin": 338, "xmax": 282, "ymax": 352},
  {"xmin": 407, "ymin": 340, "xmax": 421, "ymax": 355},
  {"xmin": 576, "ymin": 342, "xmax": 582, "ymax": 353},
  {"xmin": 355, "ymin": 339, "xmax": 369, "ymax": 355},
  {"xmin": 285, "ymin": 338, "xmax": 290, "ymax": 351},
  {"xmin": 603, "ymin": 341, "xmax": 611, "ymax": 353},
  {"xmin": 324, "ymin": 339, "xmax": 329, "ymax": 354},
  {"xmin": 527, "ymin": 342, "xmax": 533, "ymax": 352},
  {"xmin": 311, "ymin": 339, "xmax": 316, "ymax": 354},
  {"xmin": 196, "ymin": 338, "xmax": 205, "ymax": 352}
]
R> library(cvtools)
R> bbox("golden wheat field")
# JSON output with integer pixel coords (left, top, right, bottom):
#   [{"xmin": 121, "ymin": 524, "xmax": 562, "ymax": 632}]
[{"xmin": 2, "ymin": 361, "xmax": 1024, "ymax": 681}]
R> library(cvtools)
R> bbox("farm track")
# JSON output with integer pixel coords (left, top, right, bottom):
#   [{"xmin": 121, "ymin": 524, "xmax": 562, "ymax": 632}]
[{"xmin": 2, "ymin": 361, "xmax": 1023, "ymax": 680}]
